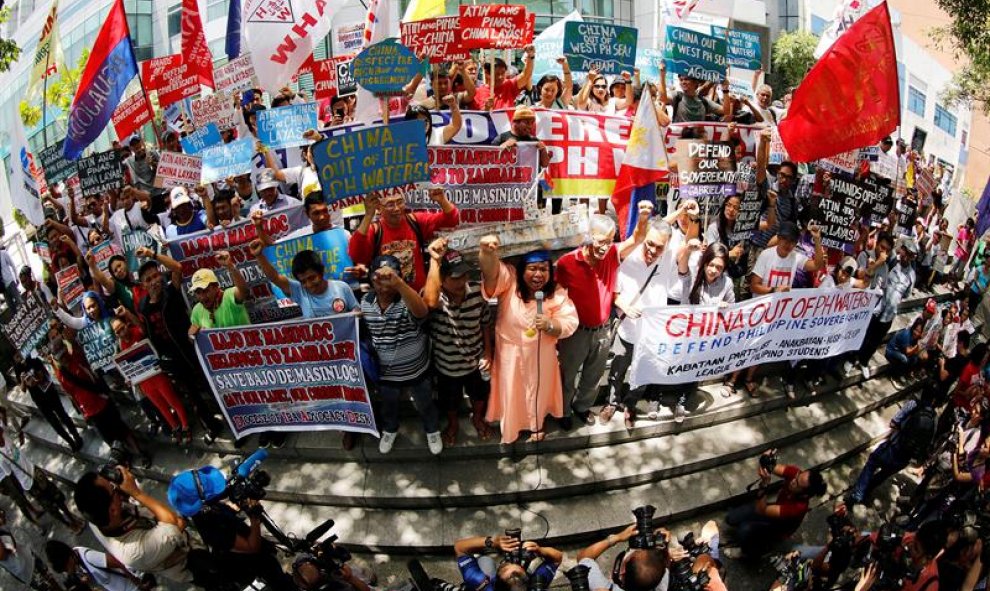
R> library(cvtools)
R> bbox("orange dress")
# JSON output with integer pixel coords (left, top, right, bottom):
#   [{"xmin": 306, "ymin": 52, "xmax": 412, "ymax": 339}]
[{"xmin": 483, "ymin": 262, "xmax": 579, "ymax": 443}]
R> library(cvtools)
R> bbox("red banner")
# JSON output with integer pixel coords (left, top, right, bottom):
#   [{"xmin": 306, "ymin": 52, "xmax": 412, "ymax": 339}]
[
  {"xmin": 778, "ymin": 2, "xmax": 899, "ymax": 162},
  {"xmin": 181, "ymin": 0, "xmax": 215, "ymax": 88},
  {"xmin": 157, "ymin": 63, "xmax": 200, "ymax": 107},
  {"xmin": 458, "ymin": 4, "xmax": 532, "ymax": 49},
  {"xmin": 142, "ymin": 55, "xmax": 182, "ymax": 91},
  {"xmin": 312, "ymin": 55, "xmax": 355, "ymax": 101},
  {"xmin": 401, "ymin": 17, "xmax": 470, "ymax": 63},
  {"xmin": 112, "ymin": 92, "xmax": 155, "ymax": 139}
]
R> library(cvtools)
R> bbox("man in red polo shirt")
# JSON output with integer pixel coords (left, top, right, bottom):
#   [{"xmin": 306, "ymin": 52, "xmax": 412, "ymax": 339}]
[
  {"xmin": 555, "ymin": 201, "xmax": 653, "ymax": 429},
  {"xmin": 472, "ymin": 45, "xmax": 536, "ymax": 110}
]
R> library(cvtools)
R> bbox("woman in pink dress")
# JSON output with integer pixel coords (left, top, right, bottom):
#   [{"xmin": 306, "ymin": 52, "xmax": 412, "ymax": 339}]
[{"xmin": 478, "ymin": 236, "xmax": 578, "ymax": 443}]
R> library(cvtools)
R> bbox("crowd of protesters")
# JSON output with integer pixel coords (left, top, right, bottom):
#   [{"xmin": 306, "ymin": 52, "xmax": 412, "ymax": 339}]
[{"xmin": 0, "ymin": 44, "xmax": 987, "ymax": 591}]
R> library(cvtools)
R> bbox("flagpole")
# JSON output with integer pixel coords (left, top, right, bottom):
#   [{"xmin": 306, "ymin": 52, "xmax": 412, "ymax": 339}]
[{"xmin": 42, "ymin": 49, "xmax": 50, "ymax": 148}]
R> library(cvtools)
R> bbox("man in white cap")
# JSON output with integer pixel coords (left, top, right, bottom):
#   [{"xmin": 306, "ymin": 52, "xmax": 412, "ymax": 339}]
[
  {"xmin": 164, "ymin": 187, "xmax": 209, "ymax": 240},
  {"xmin": 248, "ymin": 169, "xmax": 301, "ymax": 214}
]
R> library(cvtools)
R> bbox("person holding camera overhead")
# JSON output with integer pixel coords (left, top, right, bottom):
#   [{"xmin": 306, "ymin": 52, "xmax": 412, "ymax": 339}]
[
  {"xmin": 453, "ymin": 530, "xmax": 563, "ymax": 591},
  {"xmin": 167, "ymin": 465, "xmax": 295, "ymax": 591}
]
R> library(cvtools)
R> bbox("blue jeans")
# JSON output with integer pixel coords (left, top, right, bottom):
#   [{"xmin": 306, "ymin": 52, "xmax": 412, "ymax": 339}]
[
  {"xmin": 884, "ymin": 349, "xmax": 915, "ymax": 369},
  {"xmin": 725, "ymin": 503, "xmax": 795, "ymax": 556},
  {"xmin": 850, "ymin": 441, "xmax": 911, "ymax": 502},
  {"xmin": 378, "ymin": 374, "xmax": 439, "ymax": 434}
]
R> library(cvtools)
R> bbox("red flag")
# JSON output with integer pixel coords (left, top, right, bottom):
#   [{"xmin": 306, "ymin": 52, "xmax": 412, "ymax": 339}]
[
  {"xmin": 778, "ymin": 2, "xmax": 899, "ymax": 163},
  {"xmin": 182, "ymin": 0, "xmax": 215, "ymax": 88},
  {"xmin": 112, "ymin": 92, "xmax": 154, "ymax": 140}
]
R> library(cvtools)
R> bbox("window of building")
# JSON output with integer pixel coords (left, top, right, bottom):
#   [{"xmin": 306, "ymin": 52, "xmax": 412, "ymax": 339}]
[
  {"xmin": 907, "ymin": 86, "xmax": 926, "ymax": 117},
  {"xmin": 209, "ymin": 39, "xmax": 227, "ymax": 65},
  {"xmin": 934, "ymin": 104, "xmax": 957, "ymax": 137},
  {"xmin": 208, "ymin": 0, "xmax": 228, "ymax": 21},
  {"xmin": 779, "ymin": 0, "xmax": 799, "ymax": 33},
  {"xmin": 168, "ymin": 5, "xmax": 181, "ymax": 39}
]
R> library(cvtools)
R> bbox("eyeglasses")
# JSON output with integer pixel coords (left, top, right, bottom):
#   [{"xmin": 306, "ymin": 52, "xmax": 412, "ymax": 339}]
[{"xmin": 594, "ymin": 84, "xmax": 608, "ymax": 89}]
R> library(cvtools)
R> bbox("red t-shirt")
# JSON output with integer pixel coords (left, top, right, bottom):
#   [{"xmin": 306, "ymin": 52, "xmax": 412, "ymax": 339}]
[
  {"xmin": 54, "ymin": 347, "xmax": 108, "ymax": 419},
  {"xmin": 952, "ymin": 362, "xmax": 981, "ymax": 408},
  {"xmin": 555, "ymin": 245, "xmax": 620, "ymax": 327},
  {"xmin": 472, "ymin": 78, "xmax": 521, "ymax": 110},
  {"xmin": 348, "ymin": 208, "xmax": 460, "ymax": 291},
  {"xmin": 773, "ymin": 465, "xmax": 811, "ymax": 524}
]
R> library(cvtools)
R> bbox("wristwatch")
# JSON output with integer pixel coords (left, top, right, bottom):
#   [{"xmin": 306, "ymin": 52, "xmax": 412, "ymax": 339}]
[{"xmin": 484, "ymin": 536, "xmax": 494, "ymax": 550}]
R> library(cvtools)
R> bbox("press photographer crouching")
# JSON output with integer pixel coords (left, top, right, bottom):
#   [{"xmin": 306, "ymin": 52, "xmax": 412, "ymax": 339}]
[
  {"xmin": 167, "ymin": 453, "xmax": 294, "ymax": 591},
  {"xmin": 725, "ymin": 450, "xmax": 827, "ymax": 558},
  {"xmin": 575, "ymin": 505, "xmax": 726, "ymax": 591},
  {"xmin": 453, "ymin": 527, "xmax": 563, "ymax": 591}
]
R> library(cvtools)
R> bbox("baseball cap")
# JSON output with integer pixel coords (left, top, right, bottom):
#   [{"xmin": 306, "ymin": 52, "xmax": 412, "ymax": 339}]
[
  {"xmin": 925, "ymin": 298, "xmax": 937, "ymax": 315},
  {"xmin": 513, "ymin": 107, "xmax": 536, "ymax": 121},
  {"xmin": 167, "ymin": 466, "xmax": 227, "ymax": 517},
  {"xmin": 190, "ymin": 268, "xmax": 220, "ymax": 293},
  {"xmin": 776, "ymin": 221, "xmax": 800, "ymax": 242},
  {"xmin": 256, "ymin": 168, "xmax": 280, "ymax": 192},
  {"xmin": 839, "ymin": 256, "xmax": 858, "ymax": 276},
  {"xmin": 483, "ymin": 57, "xmax": 507, "ymax": 71},
  {"xmin": 440, "ymin": 249, "xmax": 470, "ymax": 277},
  {"xmin": 370, "ymin": 255, "xmax": 403, "ymax": 276},
  {"xmin": 902, "ymin": 237, "xmax": 919, "ymax": 255},
  {"xmin": 170, "ymin": 187, "xmax": 192, "ymax": 210}
]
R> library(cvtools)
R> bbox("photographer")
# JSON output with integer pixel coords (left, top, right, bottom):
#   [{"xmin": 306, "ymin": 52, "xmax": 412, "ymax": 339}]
[
  {"xmin": 168, "ymin": 466, "xmax": 294, "ymax": 591},
  {"xmin": 453, "ymin": 532, "xmax": 563, "ymax": 591},
  {"xmin": 769, "ymin": 506, "xmax": 859, "ymax": 591},
  {"xmin": 853, "ymin": 520, "xmax": 945, "ymax": 591},
  {"xmin": 726, "ymin": 450, "xmax": 827, "ymax": 558},
  {"xmin": 73, "ymin": 466, "xmax": 213, "ymax": 586}
]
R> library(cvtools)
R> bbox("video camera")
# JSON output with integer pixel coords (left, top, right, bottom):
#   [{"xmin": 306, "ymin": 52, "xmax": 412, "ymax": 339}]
[
  {"xmin": 98, "ymin": 441, "xmax": 133, "ymax": 484},
  {"xmin": 291, "ymin": 520, "xmax": 355, "ymax": 591},
  {"xmin": 853, "ymin": 518, "xmax": 921, "ymax": 591},
  {"xmin": 668, "ymin": 532, "xmax": 710, "ymax": 591},
  {"xmin": 760, "ymin": 449, "xmax": 779, "ymax": 473},
  {"xmin": 225, "ymin": 448, "xmax": 272, "ymax": 506}
]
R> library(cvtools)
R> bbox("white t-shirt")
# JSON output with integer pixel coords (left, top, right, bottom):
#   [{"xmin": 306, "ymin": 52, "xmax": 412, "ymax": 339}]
[
  {"xmin": 752, "ymin": 247, "xmax": 807, "ymax": 290},
  {"xmin": 615, "ymin": 247, "xmax": 668, "ymax": 342},
  {"xmin": 0, "ymin": 530, "xmax": 32, "ymax": 584},
  {"xmin": 75, "ymin": 547, "xmax": 141, "ymax": 591},
  {"xmin": 0, "ymin": 436, "xmax": 35, "ymax": 491},
  {"xmin": 280, "ymin": 166, "xmax": 344, "ymax": 229},
  {"xmin": 110, "ymin": 204, "xmax": 151, "ymax": 249},
  {"xmin": 91, "ymin": 517, "xmax": 192, "ymax": 583}
]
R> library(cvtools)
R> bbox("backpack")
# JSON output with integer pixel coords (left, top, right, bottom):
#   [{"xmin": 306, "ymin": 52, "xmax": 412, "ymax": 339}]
[
  {"xmin": 898, "ymin": 403, "xmax": 936, "ymax": 460},
  {"xmin": 371, "ymin": 214, "xmax": 429, "ymax": 282}
]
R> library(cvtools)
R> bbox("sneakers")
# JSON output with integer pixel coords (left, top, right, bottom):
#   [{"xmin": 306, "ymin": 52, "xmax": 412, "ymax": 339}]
[
  {"xmin": 426, "ymin": 431, "xmax": 443, "ymax": 455},
  {"xmin": 843, "ymin": 361, "xmax": 854, "ymax": 376},
  {"xmin": 861, "ymin": 365, "xmax": 872, "ymax": 380},
  {"xmin": 647, "ymin": 399, "xmax": 661, "ymax": 420},
  {"xmin": 379, "ymin": 431, "xmax": 398, "ymax": 454},
  {"xmin": 674, "ymin": 404, "xmax": 686, "ymax": 423}
]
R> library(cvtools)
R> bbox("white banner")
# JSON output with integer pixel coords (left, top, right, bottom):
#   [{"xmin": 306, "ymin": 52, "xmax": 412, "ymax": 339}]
[
  {"xmin": 243, "ymin": 0, "xmax": 342, "ymax": 90},
  {"xmin": 629, "ymin": 289, "xmax": 878, "ymax": 386}
]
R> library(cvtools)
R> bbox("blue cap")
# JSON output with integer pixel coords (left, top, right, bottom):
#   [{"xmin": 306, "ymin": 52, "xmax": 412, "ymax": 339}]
[
  {"xmin": 521, "ymin": 250, "xmax": 552, "ymax": 264},
  {"xmin": 168, "ymin": 466, "xmax": 227, "ymax": 517}
]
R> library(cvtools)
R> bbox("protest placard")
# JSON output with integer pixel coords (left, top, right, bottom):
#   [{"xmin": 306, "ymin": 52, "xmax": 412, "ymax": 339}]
[
  {"xmin": 122, "ymin": 228, "xmax": 161, "ymax": 271},
  {"xmin": 257, "ymin": 103, "xmax": 319, "ymax": 150},
  {"xmin": 459, "ymin": 4, "xmax": 532, "ymax": 49},
  {"xmin": 312, "ymin": 57, "xmax": 343, "ymax": 101},
  {"xmin": 635, "ymin": 48, "xmax": 665, "ymax": 82},
  {"xmin": 90, "ymin": 240, "xmax": 123, "ymax": 272},
  {"xmin": 628, "ymin": 289, "xmax": 877, "ymax": 385},
  {"xmin": 664, "ymin": 25, "xmax": 727, "ymax": 83},
  {"xmin": 2, "ymin": 291, "xmax": 51, "ymax": 357},
  {"xmin": 38, "ymin": 140, "xmax": 77, "ymax": 184},
  {"xmin": 439, "ymin": 207, "xmax": 590, "ymax": 258},
  {"xmin": 180, "ymin": 123, "xmax": 223, "ymax": 156},
  {"xmin": 78, "ymin": 150, "xmax": 122, "ymax": 196},
  {"xmin": 78, "ymin": 317, "xmax": 116, "ymax": 371},
  {"xmin": 194, "ymin": 314, "xmax": 376, "ymax": 438},
  {"xmin": 35, "ymin": 241, "xmax": 51, "ymax": 264},
  {"xmin": 263, "ymin": 229, "xmax": 352, "ymax": 282},
  {"xmin": 313, "ymin": 120, "xmax": 429, "ymax": 207},
  {"xmin": 214, "ymin": 54, "xmax": 259, "ymax": 94},
  {"xmin": 817, "ymin": 149, "xmax": 862, "ymax": 175},
  {"xmin": 406, "ymin": 144, "xmax": 539, "ymax": 223},
  {"xmin": 563, "ymin": 22, "xmax": 637, "ymax": 74},
  {"xmin": 894, "ymin": 197, "xmax": 919, "ymax": 236},
  {"xmin": 112, "ymin": 92, "xmax": 154, "ymax": 140},
  {"xmin": 915, "ymin": 167, "xmax": 937, "ymax": 199},
  {"xmin": 815, "ymin": 179, "xmax": 861, "ymax": 252},
  {"xmin": 401, "ymin": 17, "xmax": 469, "ymax": 63},
  {"xmin": 157, "ymin": 63, "xmax": 199, "ymax": 107},
  {"xmin": 712, "ymin": 26, "xmax": 762, "ymax": 70},
  {"xmin": 768, "ymin": 127, "xmax": 789, "ymax": 166},
  {"xmin": 166, "ymin": 205, "xmax": 309, "ymax": 324},
  {"xmin": 55, "ymin": 265, "xmax": 84, "ymax": 310},
  {"xmin": 200, "ymin": 138, "xmax": 255, "ymax": 184},
  {"xmin": 674, "ymin": 139, "xmax": 736, "ymax": 203},
  {"xmin": 337, "ymin": 23, "xmax": 365, "ymax": 52},
  {"xmin": 727, "ymin": 163, "xmax": 761, "ymax": 243},
  {"xmin": 828, "ymin": 172, "xmax": 895, "ymax": 227},
  {"xmin": 352, "ymin": 39, "xmax": 425, "ymax": 95},
  {"xmin": 142, "ymin": 55, "xmax": 182, "ymax": 91},
  {"xmin": 114, "ymin": 339, "xmax": 163, "ymax": 385},
  {"xmin": 154, "ymin": 152, "xmax": 203, "ymax": 189},
  {"xmin": 192, "ymin": 92, "xmax": 236, "ymax": 130}
]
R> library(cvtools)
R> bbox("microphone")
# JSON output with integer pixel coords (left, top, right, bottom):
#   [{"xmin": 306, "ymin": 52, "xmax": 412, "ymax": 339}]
[
  {"xmin": 535, "ymin": 291, "xmax": 544, "ymax": 315},
  {"xmin": 235, "ymin": 449, "xmax": 269, "ymax": 478}
]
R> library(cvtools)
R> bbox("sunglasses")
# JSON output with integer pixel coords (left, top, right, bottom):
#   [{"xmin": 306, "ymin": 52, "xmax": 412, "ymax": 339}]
[{"xmin": 594, "ymin": 84, "xmax": 608, "ymax": 89}]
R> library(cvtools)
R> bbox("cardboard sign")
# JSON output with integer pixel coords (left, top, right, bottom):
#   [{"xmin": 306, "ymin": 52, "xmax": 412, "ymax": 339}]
[
  {"xmin": 142, "ymin": 55, "xmax": 183, "ymax": 91},
  {"xmin": 55, "ymin": 265, "xmax": 84, "ymax": 310},
  {"xmin": 829, "ymin": 172, "xmax": 895, "ymax": 227},
  {"xmin": 256, "ymin": 103, "xmax": 319, "ymax": 150},
  {"xmin": 674, "ymin": 139, "xmax": 737, "ymax": 201},
  {"xmin": 263, "ymin": 229, "xmax": 353, "ymax": 281},
  {"xmin": 401, "ymin": 17, "xmax": 469, "ymax": 64},
  {"xmin": 112, "ymin": 92, "xmax": 155, "ymax": 140},
  {"xmin": 154, "ymin": 152, "xmax": 203, "ymax": 188},
  {"xmin": 895, "ymin": 197, "xmax": 919, "ymax": 236},
  {"xmin": 312, "ymin": 56, "xmax": 357, "ymax": 101},
  {"xmin": 78, "ymin": 150, "xmax": 122, "ymax": 197},
  {"xmin": 337, "ymin": 23, "xmax": 365, "ymax": 52},
  {"xmin": 915, "ymin": 167, "xmax": 937, "ymax": 199},
  {"xmin": 636, "ymin": 48, "xmax": 666, "ymax": 82},
  {"xmin": 459, "ymin": 4, "xmax": 531, "ymax": 49},
  {"xmin": 769, "ymin": 127, "xmax": 789, "ymax": 166},
  {"xmin": 157, "ymin": 63, "xmax": 200, "ymax": 107},
  {"xmin": 35, "ymin": 241, "xmax": 51, "ymax": 264},
  {"xmin": 3, "ymin": 291, "xmax": 51, "ymax": 357},
  {"xmin": 817, "ymin": 149, "xmax": 863, "ymax": 175},
  {"xmin": 114, "ymin": 339, "xmax": 163, "ymax": 385},
  {"xmin": 439, "ymin": 207, "xmax": 589, "ymax": 258},
  {"xmin": 78, "ymin": 317, "xmax": 116, "ymax": 371},
  {"xmin": 180, "ymin": 123, "xmax": 224, "ymax": 155},
  {"xmin": 90, "ymin": 240, "xmax": 123, "ymax": 272},
  {"xmin": 313, "ymin": 121, "xmax": 429, "ymax": 206},
  {"xmin": 122, "ymin": 228, "xmax": 161, "ymax": 271},
  {"xmin": 815, "ymin": 182, "xmax": 861, "ymax": 252},
  {"xmin": 194, "ymin": 314, "xmax": 376, "ymax": 438},
  {"xmin": 214, "ymin": 53, "xmax": 259, "ymax": 94},
  {"xmin": 727, "ymin": 163, "xmax": 761, "ymax": 244},
  {"xmin": 192, "ymin": 92, "xmax": 236, "ymax": 130},
  {"xmin": 563, "ymin": 22, "xmax": 638, "ymax": 74},
  {"xmin": 664, "ymin": 25, "xmax": 727, "ymax": 83},
  {"xmin": 712, "ymin": 26, "xmax": 761, "ymax": 70},
  {"xmin": 200, "ymin": 137, "xmax": 256, "ymax": 184},
  {"xmin": 352, "ymin": 39, "xmax": 425, "ymax": 96},
  {"xmin": 38, "ymin": 140, "xmax": 77, "ymax": 183},
  {"xmin": 407, "ymin": 144, "xmax": 539, "ymax": 224}
]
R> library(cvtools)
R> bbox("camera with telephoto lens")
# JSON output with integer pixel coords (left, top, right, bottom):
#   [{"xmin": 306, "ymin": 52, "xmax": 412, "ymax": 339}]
[
  {"xmin": 98, "ymin": 441, "xmax": 133, "ymax": 485},
  {"xmin": 769, "ymin": 553, "xmax": 813, "ymax": 591},
  {"xmin": 667, "ymin": 534, "xmax": 710, "ymax": 591},
  {"xmin": 630, "ymin": 505, "xmax": 661, "ymax": 549},
  {"xmin": 760, "ymin": 449, "xmax": 778, "ymax": 473},
  {"xmin": 501, "ymin": 528, "xmax": 537, "ymax": 565},
  {"xmin": 564, "ymin": 564, "xmax": 591, "ymax": 591},
  {"xmin": 854, "ymin": 518, "xmax": 920, "ymax": 591},
  {"xmin": 225, "ymin": 449, "xmax": 271, "ymax": 505}
]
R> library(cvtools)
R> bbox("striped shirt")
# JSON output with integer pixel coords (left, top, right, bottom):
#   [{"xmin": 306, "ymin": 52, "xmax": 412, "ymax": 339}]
[
  {"xmin": 429, "ymin": 285, "xmax": 492, "ymax": 377},
  {"xmin": 361, "ymin": 294, "xmax": 431, "ymax": 384},
  {"xmin": 750, "ymin": 181, "xmax": 797, "ymax": 248}
]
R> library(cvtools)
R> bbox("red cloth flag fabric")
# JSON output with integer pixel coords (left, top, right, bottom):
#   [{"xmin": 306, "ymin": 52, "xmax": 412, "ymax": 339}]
[
  {"xmin": 611, "ymin": 89, "xmax": 669, "ymax": 239},
  {"xmin": 778, "ymin": 1, "xmax": 899, "ymax": 163},
  {"xmin": 182, "ymin": 0, "xmax": 215, "ymax": 88}
]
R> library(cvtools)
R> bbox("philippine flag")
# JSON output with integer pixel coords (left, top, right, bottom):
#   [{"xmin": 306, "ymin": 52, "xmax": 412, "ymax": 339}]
[
  {"xmin": 611, "ymin": 89, "xmax": 670, "ymax": 239},
  {"xmin": 63, "ymin": 0, "xmax": 138, "ymax": 160}
]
